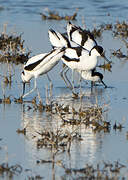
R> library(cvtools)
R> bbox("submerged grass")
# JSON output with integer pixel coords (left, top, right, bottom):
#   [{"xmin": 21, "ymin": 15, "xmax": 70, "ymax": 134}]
[
  {"xmin": 0, "ymin": 96, "xmax": 11, "ymax": 104},
  {"xmin": 0, "ymin": 24, "xmax": 31, "ymax": 64},
  {"xmin": 0, "ymin": 160, "xmax": 126, "ymax": 179},
  {"xmin": 0, "ymin": 20, "xmax": 128, "ymax": 179},
  {"xmin": 17, "ymin": 96, "xmax": 110, "ymax": 154},
  {"xmin": 0, "ymin": 163, "xmax": 22, "ymax": 179},
  {"xmin": 58, "ymin": 160, "xmax": 126, "ymax": 179},
  {"xmin": 40, "ymin": 9, "xmax": 77, "ymax": 20}
]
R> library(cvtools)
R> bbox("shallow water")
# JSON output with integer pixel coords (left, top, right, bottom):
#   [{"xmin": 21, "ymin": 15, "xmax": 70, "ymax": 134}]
[{"xmin": 0, "ymin": 0, "xmax": 128, "ymax": 179}]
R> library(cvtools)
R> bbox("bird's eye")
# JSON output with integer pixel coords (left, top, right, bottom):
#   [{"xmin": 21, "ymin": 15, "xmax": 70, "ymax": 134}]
[{"xmin": 22, "ymin": 71, "xmax": 25, "ymax": 75}]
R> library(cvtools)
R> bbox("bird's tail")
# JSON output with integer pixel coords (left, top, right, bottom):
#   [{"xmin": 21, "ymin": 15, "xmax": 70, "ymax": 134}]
[
  {"xmin": 67, "ymin": 21, "xmax": 82, "ymax": 41},
  {"xmin": 48, "ymin": 29, "xmax": 70, "ymax": 49},
  {"xmin": 67, "ymin": 22, "xmax": 83, "ymax": 46}
]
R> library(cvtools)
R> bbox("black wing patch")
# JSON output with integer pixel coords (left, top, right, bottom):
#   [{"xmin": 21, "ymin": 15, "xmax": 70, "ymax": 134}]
[
  {"xmin": 49, "ymin": 29, "xmax": 60, "ymax": 40},
  {"xmin": 25, "ymin": 49, "xmax": 56, "ymax": 71},
  {"xmin": 25, "ymin": 59, "xmax": 43, "ymax": 71},
  {"xmin": 71, "ymin": 47, "xmax": 83, "ymax": 57},
  {"xmin": 62, "ymin": 55, "xmax": 80, "ymax": 62},
  {"xmin": 61, "ymin": 33, "xmax": 71, "ymax": 48},
  {"xmin": 81, "ymin": 31, "xmax": 89, "ymax": 47}
]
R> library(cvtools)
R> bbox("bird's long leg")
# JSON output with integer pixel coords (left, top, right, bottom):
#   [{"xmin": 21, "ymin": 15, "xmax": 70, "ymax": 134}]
[
  {"xmin": 79, "ymin": 71, "xmax": 82, "ymax": 96},
  {"xmin": 101, "ymin": 80, "xmax": 107, "ymax": 88},
  {"xmin": 91, "ymin": 81, "xmax": 94, "ymax": 88},
  {"xmin": 64, "ymin": 67, "xmax": 73, "ymax": 89},
  {"xmin": 72, "ymin": 69, "xmax": 76, "ymax": 94},
  {"xmin": 60, "ymin": 65, "xmax": 78, "ymax": 95},
  {"xmin": 22, "ymin": 78, "xmax": 37, "ymax": 98},
  {"xmin": 91, "ymin": 81, "xmax": 95, "ymax": 93},
  {"xmin": 46, "ymin": 73, "xmax": 53, "ymax": 103},
  {"xmin": 46, "ymin": 73, "xmax": 53, "ymax": 98},
  {"xmin": 65, "ymin": 68, "xmax": 78, "ymax": 95},
  {"xmin": 60, "ymin": 65, "xmax": 73, "ymax": 90},
  {"xmin": 46, "ymin": 73, "xmax": 53, "ymax": 87}
]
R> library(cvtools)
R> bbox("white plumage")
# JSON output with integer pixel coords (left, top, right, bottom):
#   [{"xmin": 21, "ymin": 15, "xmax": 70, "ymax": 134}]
[
  {"xmin": 48, "ymin": 29, "xmax": 69, "ymax": 48},
  {"xmin": 21, "ymin": 47, "xmax": 65, "ymax": 98},
  {"xmin": 79, "ymin": 69, "xmax": 107, "ymax": 88},
  {"xmin": 61, "ymin": 46, "xmax": 103, "ymax": 71},
  {"xmin": 48, "ymin": 23, "xmax": 110, "ymax": 90},
  {"xmin": 48, "ymin": 29, "xmax": 108, "ymax": 71},
  {"xmin": 67, "ymin": 21, "xmax": 97, "ymax": 50}
]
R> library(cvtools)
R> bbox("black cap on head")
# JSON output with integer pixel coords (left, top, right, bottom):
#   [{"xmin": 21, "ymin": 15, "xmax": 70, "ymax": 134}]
[{"xmin": 89, "ymin": 45, "xmax": 111, "ymax": 63}]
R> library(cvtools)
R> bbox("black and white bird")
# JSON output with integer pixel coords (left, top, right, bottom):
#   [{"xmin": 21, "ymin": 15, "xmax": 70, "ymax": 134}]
[
  {"xmin": 67, "ymin": 21, "xmax": 97, "ymax": 50},
  {"xmin": 79, "ymin": 68, "xmax": 107, "ymax": 88},
  {"xmin": 48, "ymin": 29, "xmax": 110, "ymax": 70},
  {"xmin": 66, "ymin": 21, "xmax": 111, "ymax": 63},
  {"xmin": 61, "ymin": 45, "xmax": 107, "ymax": 71},
  {"xmin": 48, "ymin": 28, "xmax": 110, "ymax": 90},
  {"xmin": 48, "ymin": 29, "xmax": 70, "ymax": 49},
  {"xmin": 21, "ymin": 47, "xmax": 65, "ymax": 98}
]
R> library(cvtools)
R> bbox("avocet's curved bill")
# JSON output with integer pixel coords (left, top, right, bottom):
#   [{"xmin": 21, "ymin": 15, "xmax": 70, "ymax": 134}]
[
  {"xmin": 79, "ymin": 69, "xmax": 107, "ymax": 88},
  {"xmin": 101, "ymin": 52, "xmax": 111, "ymax": 63}
]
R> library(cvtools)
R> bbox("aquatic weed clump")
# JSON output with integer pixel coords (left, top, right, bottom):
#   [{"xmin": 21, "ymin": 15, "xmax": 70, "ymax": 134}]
[
  {"xmin": 88, "ymin": 21, "xmax": 128, "ymax": 60},
  {"xmin": 36, "ymin": 128, "xmax": 80, "ymax": 152},
  {"xmin": 114, "ymin": 21, "xmax": 128, "ymax": 37},
  {"xmin": 111, "ymin": 48, "xmax": 128, "ymax": 59},
  {"xmin": 55, "ymin": 103, "xmax": 110, "ymax": 132},
  {"xmin": 40, "ymin": 9, "xmax": 77, "ymax": 21},
  {"xmin": 92, "ymin": 21, "xmax": 128, "ymax": 38},
  {"xmin": 19, "ymin": 100, "xmax": 110, "ymax": 133},
  {"xmin": 59, "ymin": 160, "xmax": 126, "ymax": 179},
  {"xmin": 0, "ymin": 163, "xmax": 22, "ymax": 179},
  {"xmin": 0, "ymin": 30, "xmax": 31, "ymax": 64}
]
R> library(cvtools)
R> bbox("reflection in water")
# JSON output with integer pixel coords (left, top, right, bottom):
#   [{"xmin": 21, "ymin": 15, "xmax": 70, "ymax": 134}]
[
  {"xmin": 1, "ymin": 0, "xmax": 128, "ymax": 178},
  {"xmin": 55, "ymin": 85, "xmax": 106, "ymax": 108},
  {"xmin": 20, "ymin": 87, "xmax": 108, "ymax": 178}
]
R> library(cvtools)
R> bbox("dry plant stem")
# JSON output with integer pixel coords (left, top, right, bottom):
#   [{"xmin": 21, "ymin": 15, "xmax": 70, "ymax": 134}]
[
  {"xmin": 37, "ymin": 89, "xmax": 42, "ymax": 104},
  {"xmin": 79, "ymin": 75, "xmax": 83, "ymax": 98},
  {"xmin": 67, "ymin": 134, "xmax": 72, "ymax": 153},
  {"xmin": 52, "ymin": 152, "xmax": 55, "ymax": 180},
  {"xmin": 79, "ymin": 95, "xmax": 83, "ymax": 113},
  {"xmin": 45, "ymin": 84, "xmax": 49, "ymax": 105},
  {"xmin": 81, "ymin": 16, "xmax": 86, "ymax": 29},
  {"xmin": 5, "ymin": 146, "xmax": 9, "ymax": 165},
  {"xmin": 8, "ymin": 62, "xmax": 13, "ymax": 85},
  {"xmin": 96, "ymin": 95, "xmax": 100, "ymax": 109},
  {"xmin": 3, "ymin": 23, "xmax": 7, "ymax": 36},
  {"xmin": 49, "ymin": 81, "xmax": 53, "ymax": 105},
  {"xmin": 55, "ymin": 104, "xmax": 65, "ymax": 121},
  {"xmin": 1, "ymin": 81, "xmax": 5, "ymax": 97}
]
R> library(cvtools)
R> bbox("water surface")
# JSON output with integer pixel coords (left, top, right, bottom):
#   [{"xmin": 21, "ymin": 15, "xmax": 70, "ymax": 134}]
[{"xmin": 0, "ymin": 0, "xmax": 128, "ymax": 179}]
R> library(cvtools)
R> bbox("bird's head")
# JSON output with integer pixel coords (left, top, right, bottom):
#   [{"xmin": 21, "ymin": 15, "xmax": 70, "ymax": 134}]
[
  {"xmin": 21, "ymin": 70, "xmax": 32, "ymax": 96},
  {"xmin": 89, "ymin": 45, "xmax": 111, "ymax": 63}
]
